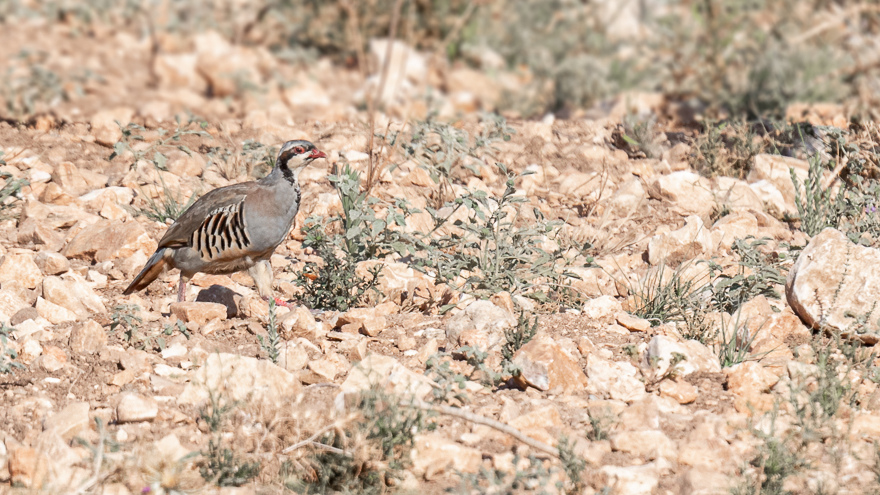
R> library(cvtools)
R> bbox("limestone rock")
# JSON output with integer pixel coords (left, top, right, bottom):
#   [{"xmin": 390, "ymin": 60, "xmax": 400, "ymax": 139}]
[
  {"xmin": 68, "ymin": 319, "xmax": 107, "ymax": 354},
  {"xmin": 34, "ymin": 252, "xmax": 70, "ymax": 276},
  {"xmin": 746, "ymin": 154, "xmax": 811, "ymax": 214},
  {"xmin": 647, "ymin": 215, "xmax": 714, "ymax": 265},
  {"xmin": 611, "ymin": 429, "xmax": 676, "ymax": 460},
  {"xmin": 62, "ymin": 219, "xmax": 156, "ymax": 262},
  {"xmin": 445, "ymin": 300, "xmax": 515, "ymax": 348},
  {"xmin": 116, "ymin": 393, "xmax": 159, "ymax": 423},
  {"xmin": 647, "ymin": 171, "xmax": 715, "ymax": 217},
  {"xmin": 42, "ymin": 402, "xmax": 89, "ymax": 440},
  {"xmin": 0, "ymin": 254, "xmax": 42, "ymax": 289},
  {"xmin": 786, "ymin": 228, "xmax": 880, "ymax": 343},
  {"xmin": 170, "ymin": 302, "xmax": 227, "ymax": 326},
  {"xmin": 337, "ymin": 307, "xmax": 389, "ymax": 337},
  {"xmin": 35, "ymin": 296, "xmax": 78, "ymax": 324},
  {"xmin": 600, "ymin": 462, "xmax": 662, "ymax": 495},
  {"xmin": 646, "ymin": 336, "xmax": 721, "ymax": 376},
  {"xmin": 90, "ymin": 107, "xmax": 135, "ymax": 147},
  {"xmin": 335, "ymin": 354, "xmax": 434, "ymax": 408},
  {"xmin": 725, "ymin": 361, "xmax": 778, "ymax": 414},
  {"xmin": 586, "ymin": 354, "xmax": 647, "ymax": 402},
  {"xmin": 42, "ymin": 275, "xmax": 106, "ymax": 320},
  {"xmin": 583, "ymin": 295, "xmax": 623, "ymax": 319},
  {"xmin": 511, "ymin": 335, "xmax": 587, "ymax": 393},
  {"xmin": 659, "ymin": 379, "xmax": 698, "ymax": 404},
  {"xmin": 617, "ymin": 312, "xmax": 651, "ymax": 332},
  {"xmin": 411, "ymin": 434, "xmax": 481, "ymax": 480},
  {"xmin": 179, "ymin": 353, "xmax": 301, "ymax": 406}
]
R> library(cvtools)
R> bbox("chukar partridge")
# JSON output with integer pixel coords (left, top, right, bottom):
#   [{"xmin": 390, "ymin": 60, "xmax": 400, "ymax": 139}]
[{"xmin": 123, "ymin": 140, "xmax": 327, "ymax": 306}]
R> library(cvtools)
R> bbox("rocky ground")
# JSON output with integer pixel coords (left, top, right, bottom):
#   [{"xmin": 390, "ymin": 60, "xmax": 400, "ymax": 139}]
[{"xmin": 3, "ymin": 8, "xmax": 880, "ymax": 495}]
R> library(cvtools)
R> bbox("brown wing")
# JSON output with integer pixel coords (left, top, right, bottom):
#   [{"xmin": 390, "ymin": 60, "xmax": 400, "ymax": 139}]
[{"xmin": 158, "ymin": 182, "xmax": 255, "ymax": 249}]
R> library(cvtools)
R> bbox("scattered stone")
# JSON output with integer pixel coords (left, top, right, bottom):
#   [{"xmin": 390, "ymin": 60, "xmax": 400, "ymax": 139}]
[
  {"xmin": 647, "ymin": 171, "xmax": 715, "ymax": 217},
  {"xmin": 179, "ymin": 353, "xmax": 301, "ymax": 407},
  {"xmin": 511, "ymin": 335, "xmax": 588, "ymax": 393},
  {"xmin": 68, "ymin": 319, "xmax": 108, "ymax": 354},
  {"xmin": 445, "ymin": 299, "xmax": 515, "ymax": 348},
  {"xmin": 35, "ymin": 296, "xmax": 79, "ymax": 324},
  {"xmin": 42, "ymin": 274, "xmax": 106, "ymax": 319},
  {"xmin": 583, "ymin": 295, "xmax": 623, "ymax": 319},
  {"xmin": 335, "ymin": 354, "xmax": 434, "ymax": 408},
  {"xmin": 647, "ymin": 215, "xmax": 713, "ymax": 265},
  {"xmin": 646, "ymin": 335, "xmax": 721, "ymax": 376},
  {"xmin": 786, "ymin": 228, "xmax": 880, "ymax": 344},
  {"xmin": 600, "ymin": 462, "xmax": 662, "ymax": 495},
  {"xmin": 0, "ymin": 253, "xmax": 43, "ymax": 289},
  {"xmin": 116, "ymin": 393, "xmax": 159, "ymax": 423},
  {"xmin": 611, "ymin": 429, "xmax": 676, "ymax": 460},
  {"xmin": 43, "ymin": 402, "xmax": 89, "ymax": 440},
  {"xmin": 586, "ymin": 354, "xmax": 647, "ymax": 402},
  {"xmin": 38, "ymin": 345, "xmax": 67, "ymax": 372},
  {"xmin": 170, "ymin": 302, "xmax": 227, "ymax": 326},
  {"xmin": 659, "ymin": 379, "xmax": 698, "ymax": 404},
  {"xmin": 337, "ymin": 307, "xmax": 388, "ymax": 337},
  {"xmin": 62, "ymin": 219, "xmax": 156, "ymax": 263},
  {"xmin": 725, "ymin": 361, "xmax": 778, "ymax": 414},
  {"xmin": 34, "ymin": 251, "xmax": 70, "ymax": 276},
  {"xmin": 194, "ymin": 284, "xmax": 240, "ymax": 318},
  {"xmin": 411, "ymin": 434, "xmax": 481, "ymax": 480},
  {"xmin": 617, "ymin": 312, "xmax": 651, "ymax": 332},
  {"xmin": 90, "ymin": 107, "xmax": 135, "ymax": 147}
]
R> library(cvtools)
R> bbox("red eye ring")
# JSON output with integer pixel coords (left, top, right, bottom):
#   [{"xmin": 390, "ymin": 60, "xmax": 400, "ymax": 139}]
[{"xmin": 294, "ymin": 147, "xmax": 304, "ymax": 154}]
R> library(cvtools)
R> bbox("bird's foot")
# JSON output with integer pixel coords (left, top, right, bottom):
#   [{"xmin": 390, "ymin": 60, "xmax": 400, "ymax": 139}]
[{"xmin": 262, "ymin": 296, "xmax": 294, "ymax": 308}]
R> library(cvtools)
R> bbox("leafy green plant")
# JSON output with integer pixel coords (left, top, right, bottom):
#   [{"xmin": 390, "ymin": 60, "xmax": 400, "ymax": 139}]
[
  {"xmin": 500, "ymin": 310, "xmax": 538, "ymax": 376},
  {"xmin": 289, "ymin": 389, "xmax": 433, "ymax": 494},
  {"xmin": 198, "ymin": 391, "xmax": 260, "ymax": 487},
  {"xmin": 414, "ymin": 164, "xmax": 582, "ymax": 302},
  {"xmin": 394, "ymin": 113, "xmax": 514, "ymax": 206},
  {"xmin": 557, "ymin": 435, "xmax": 586, "ymax": 493},
  {"xmin": 617, "ymin": 113, "xmax": 661, "ymax": 159},
  {"xmin": 112, "ymin": 117, "xmax": 207, "ymax": 222},
  {"xmin": 691, "ymin": 120, "xmax": 767, "ymax": 179},
  {"xmin": 0, "ymin": 322, "xmax": 24, "ymax": 374},
  {"xmin": 110, "ymin": 304, "xmax": 143, "ymax": 343},
  {"xmin": 0, "ymin": 171, "xmax": 28, "ymax": 220},
  {"xmin": 257, "ymin": 299, "xmax": 281, "ymax": 364},
  {"xmin": 706, "ymin": 237, "xmax": 789, "ymax": 314},
  {"xmin": 791, "ymin": 154, "xmax": 843, "ymax": 237}
]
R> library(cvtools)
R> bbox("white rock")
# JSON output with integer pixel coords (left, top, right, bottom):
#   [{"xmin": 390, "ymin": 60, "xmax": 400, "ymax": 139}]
[
  {"xmin": 586, "ymin": 354, "xmax": 647, "ymax": 402},
  {"xmin": 582, "ymin": 295, "xmax": 623, "ymax": 319},
  {"xmin": 116, "ymin": 393, "xmax": 158, "ymax": 423},
  {"xmin": 646, "ymin": 335, "xmax": 721, "ymax": 376}
]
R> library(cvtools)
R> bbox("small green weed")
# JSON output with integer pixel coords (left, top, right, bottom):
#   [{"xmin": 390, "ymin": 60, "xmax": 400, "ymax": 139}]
[
  {"xmin": 500, "ymin": 310, "xmax": 538, "ymax": 376},
  {"xmin": 453, "ymin": 453, "xmax": 553, "ymax": 494},
  {"xmin": 257, "ymin": 299, "xmax": 281, "ymax": 364},
  {"xmin": 110, "ymin": 304, "xmax": 143, "ymax": 344},
  {"xmin": 617, "ymin": 113, "xmax": 661, "ymax": 159},
  {"xmin": 0, "ymin": 171, "xmax": 28, "ymax": 220},
  {"xmin": 691, "ymin": 120, "xmax": 767, "ymax": 179},
  {"xmin": 198, "ymin": 391, "xmax": 260, "ymax": 487},
  {"xmin": 557, "ymin": 435, "xmax": 586, "ymax": 493},
  {"xmin": 0, "ymin": 322, "xmax": 24, "ymax": 374}
]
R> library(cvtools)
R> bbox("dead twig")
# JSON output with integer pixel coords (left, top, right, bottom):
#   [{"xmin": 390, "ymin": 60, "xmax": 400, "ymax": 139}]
[{"xmin": 403, "ymin": 399, "xmax": 560, "ymax": 458}]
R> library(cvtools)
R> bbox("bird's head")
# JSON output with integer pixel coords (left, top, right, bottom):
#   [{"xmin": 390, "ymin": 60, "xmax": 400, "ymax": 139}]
[{"xmin": 276, "ymin": 140, "xmax": 326, "ymax": 178}]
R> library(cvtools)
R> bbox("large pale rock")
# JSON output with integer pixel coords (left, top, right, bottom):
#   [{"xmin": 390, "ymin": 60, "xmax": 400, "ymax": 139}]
[
  {"xmin": 90, "ymin": 107, "xmax": 134, "ymax": 147},
  {"xmin": 51, "ymin": 162, "xmax": 90, "ymax": 196},
  {"xmin": 511, "ymin": 335, "xmax": 587, "ymax": 393},
  {"xmin": 42, "ymin": 402, "xmax": 89, "ymax": 440},
  {"xmin": 746, "ymin": 154, "xmax": 811, "ymax": 213},
  {"xmin": 42, "ymin": 275, "xmax": 106, "ymax": 320},
  {"xmin": 179, "ymin": 353, "xmax": 301, "ymax": 406},
  {"xmin": 713, "ymin": 177, "xmax": 764, "ymax": 212},
  {"xmin": 725, "ymin": 362, "xmax": 778, "ymax": 414},
  {"xmin": 116, "ymin": 393, "xmax": 158, "ymax": 423},
  {"xmin": 35, "ymin": 297, "xmax": 78, "ymax": 324},
  {"xmin": 711, "ymin": 211, "xmax": 759, "ymax": 251},
  {"xmin": 0, "ymin": 254, "xmax": 43, "ymax": 289},
  {"xmin": 63, "ymin": 220, "xmax": 156, "ymax": 262},
  {"xmin": 600, "ymin": 462, "xmax": 663, "ymax": 495},
  {"xmin": 611, "ymin": 430, "xmax": 676, "ymax": 460},
  {"xmin": 34, "ymin": 252, "xmax": 70, "ymax": 276},
  {"xmin": 647, "ymin": 171, "xmax": 715, "ymax": 217},
  {"xmin": 336, "ymin": 306, "xmax": 391, "ymax": 337},
  {"xmin": 68, "ymin": 320, "xmax": 107, "ymax": 354},
  {"xmin": 647, "ymin": 215, "xmax": 714, "ymax": 265},
  {"xmin": 170, "ymin": 302, "xmax": 227, "ymax": 326},
  {"xmin": 335, "ymin": 354, "xmax": 434, "ymax": 408},
  {"xmin": 586, "ymin": 354, "xmax": 647, "ymax": 402},
  {"xmin": 411, "ymin": 434, "xmax": 481, "ymax": 480},
  {"xmin": 445, "ymin": 300, "xmax": 515, "ymax": 348},
  {"xmin": 0, "ymin": 288, "xmax": 30, "ymax": 320},
  {"xmin": 646, "ymin": 336, "xmax": 721, "ymax": 376},
  {"xmin": 787, "ymin": 228, "xmax": 880, "ymax": 343}
]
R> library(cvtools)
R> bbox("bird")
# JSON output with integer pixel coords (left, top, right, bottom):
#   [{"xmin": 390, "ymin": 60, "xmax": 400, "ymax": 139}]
[{"xmin": 123, "ymin": 139, "xmax": 327, "ymax": 306}]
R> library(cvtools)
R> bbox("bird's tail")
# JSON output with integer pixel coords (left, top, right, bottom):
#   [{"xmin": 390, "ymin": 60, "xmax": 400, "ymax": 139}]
[{"xmin": 123, "ymin": 248, "xmax": 170, "ymax": 295}]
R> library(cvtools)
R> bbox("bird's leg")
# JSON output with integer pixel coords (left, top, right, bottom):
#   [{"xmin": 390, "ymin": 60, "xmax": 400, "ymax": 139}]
[
  {"xmin": 248, "ymin": 260, "xmax": 294, "ymax": 308},
  {"xmin": 177, "ymin": 276, "xmax": 188, "ymax": 302}
]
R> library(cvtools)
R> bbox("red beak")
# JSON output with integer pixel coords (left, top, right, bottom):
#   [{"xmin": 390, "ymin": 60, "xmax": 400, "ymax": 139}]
[{"xmin": 309, "ymin": 149, "xmax": 327, "ymax": 159}]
